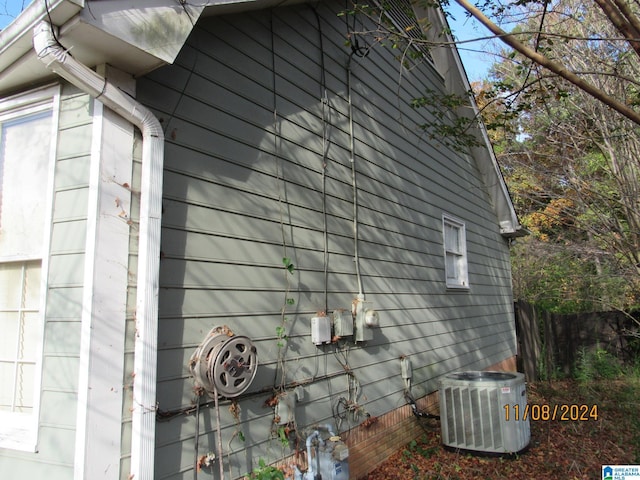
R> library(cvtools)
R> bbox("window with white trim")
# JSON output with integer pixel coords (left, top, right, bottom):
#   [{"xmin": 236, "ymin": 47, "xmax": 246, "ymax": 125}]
[
  {"xmin": 0, "ymin": 87, "xmax": 56, "ymax": 451},
  {"xmin": 443, "ymin": 214, "xmax": 468, "ymax": 288}
]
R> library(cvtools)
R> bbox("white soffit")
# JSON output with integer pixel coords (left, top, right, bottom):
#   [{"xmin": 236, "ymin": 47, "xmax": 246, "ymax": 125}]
[
  {"xmin": 0, "ymin": 0, "xmax": 205, "ymax": 95},
  {"xmin": 77, "ymin": 0, "xmax": 205, "ymax": 64}
]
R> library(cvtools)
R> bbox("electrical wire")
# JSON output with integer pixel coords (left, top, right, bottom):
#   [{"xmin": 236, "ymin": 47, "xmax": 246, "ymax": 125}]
[
  {"xmin": 43, "ymin": 0, "xmax": 68, "ymax": 54},
  {"xmin": 193, "ymin": 398, "xmax": 200, "ymax": 480},
  {"xmin": 269, "ymin": 9, "xmax": 291, "ymax": 392},
  {"xmin": 347, "ymin": 53, "xmax": 365, "ymax": 298},
  {"xmin": 157, "ymin": 370, "xmax": 352, "ymax": 422},
  {"xmin": 404, "ymin": 391, "xmax": 440, "ymax": 422},
  {"xmin": 312, "ymin": 4, "xmax": 331, "ymax": 315},
  {"xmin": 342, "ymin": 2, "xmax": 372, "ymax": 300},
  {"xmin": 214, "ymin": 385, "xmax": 225, "ymax": 480},
  {"xmin": 344, "ymin": 0, "xmax": 371, "ymax": 58}
]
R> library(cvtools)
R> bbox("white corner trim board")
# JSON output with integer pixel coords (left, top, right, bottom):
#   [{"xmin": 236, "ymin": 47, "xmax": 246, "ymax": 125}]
[{"xmin": 33, "ymin": 21, "xmax": 164, "ymax": 480}]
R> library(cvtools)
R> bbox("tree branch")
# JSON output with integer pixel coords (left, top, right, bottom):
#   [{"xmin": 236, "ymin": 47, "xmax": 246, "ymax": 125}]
[
  {"xmin": 452, "ymin": 0, "xmax": 640, "ymax": 126},
  {"xmin": 593, "ymin": 0, "xmax": 640, "ymax": 58}
]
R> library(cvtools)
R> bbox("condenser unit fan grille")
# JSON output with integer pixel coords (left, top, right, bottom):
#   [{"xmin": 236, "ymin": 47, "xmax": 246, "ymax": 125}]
[
  {"xmin": 443, "ymin": 385, "xmax": 503, "ymax": 450},
  {"xmin": 439, "ymin": 371, "xmax": 530, "ymax": 454}
]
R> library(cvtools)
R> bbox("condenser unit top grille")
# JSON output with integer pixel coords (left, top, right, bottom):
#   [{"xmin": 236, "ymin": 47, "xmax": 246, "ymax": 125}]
[
  {"xmin": 439, "ymin": 371, "xmax": 530, "ymax": 454},
  {"xmin": 446, "ymin": 371, "xmax": 518, "ymax": 382}
]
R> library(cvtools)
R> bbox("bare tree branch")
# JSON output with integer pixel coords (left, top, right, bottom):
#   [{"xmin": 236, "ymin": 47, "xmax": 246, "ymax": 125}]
[
  {"xmin": 453, "ymin": 0, "xmax": 640, "ymax": 126},
  {"xmin": 593, "ymin": 0, "xmax": 640, "ymax": 57}
]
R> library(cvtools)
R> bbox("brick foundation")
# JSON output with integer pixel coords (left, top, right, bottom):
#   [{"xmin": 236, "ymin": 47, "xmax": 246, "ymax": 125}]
[
  {"xmin": 346, "ymin": 356, "xmax": 518, "ymax": 479},
  {"xmin": 272, "ymin": 356, "xmax": 518, "ymax": 479}
]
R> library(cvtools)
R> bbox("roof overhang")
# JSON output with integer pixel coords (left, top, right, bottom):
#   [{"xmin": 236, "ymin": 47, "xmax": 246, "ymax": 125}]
[
  {"xmin": 0, "ymin": 0, "xmax": 208, "ymax": 95},
  {"xmin": 411, "ymin": 1, "xmax": 527, "ymax": 238},
  {"xmin": 0, "ymin": 0, "xmax": 313, "ymax": 96}
]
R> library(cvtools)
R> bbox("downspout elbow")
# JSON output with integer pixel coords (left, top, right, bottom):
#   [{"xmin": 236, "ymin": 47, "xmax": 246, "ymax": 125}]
[{"xmin": 33, "ymin": 22, "xmax": 164, "ymax": 143}]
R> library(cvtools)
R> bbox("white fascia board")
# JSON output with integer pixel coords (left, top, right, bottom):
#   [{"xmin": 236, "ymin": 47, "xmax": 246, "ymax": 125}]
[
  {"xmin": 0, "ymin": 0, "xmax": 83, "ymax": 72},
  {"xmin": 0, "ymin": 0, "xmax": 84, "ymax": 62},
  {"xmin": 0, "ymin": 1, "xmax": 83, "ymax": 95},
  {"xmin": 411, "ymin": 2, "xmax": 525, "ymax": 237}
]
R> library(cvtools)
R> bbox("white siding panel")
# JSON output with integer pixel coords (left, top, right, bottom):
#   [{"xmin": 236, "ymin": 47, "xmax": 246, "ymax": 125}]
[
  {"xmin": 43, "ymin": 321, "xmax": 81, "ymax": 355},
  {"xmin": 49, "ymin": 220, "xmax": 87, "ymax": 254},
  {"xmin": 39, "ymin": 391, "xmax": 78, "ymax": 427}
]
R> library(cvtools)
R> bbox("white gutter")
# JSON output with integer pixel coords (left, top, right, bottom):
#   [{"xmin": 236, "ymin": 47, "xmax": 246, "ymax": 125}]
[{"xmin": 33, "ymin": 21, "xmax": 163, "ymax": 480}]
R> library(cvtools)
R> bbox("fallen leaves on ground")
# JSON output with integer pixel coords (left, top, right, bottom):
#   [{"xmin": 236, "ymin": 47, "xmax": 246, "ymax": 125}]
[{"xmin": 365, "ymin": 378, "xmax": 640, "ymax": 479}]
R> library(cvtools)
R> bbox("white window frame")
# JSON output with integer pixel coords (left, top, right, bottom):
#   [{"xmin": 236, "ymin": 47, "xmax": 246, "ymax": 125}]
[
  {"xmin": 443, "ymin": 213, "xmax": 469, "ymax": 289},
  {"xmin": 0, "ymin": 85, "xmax": 59, "ymax": 452}
]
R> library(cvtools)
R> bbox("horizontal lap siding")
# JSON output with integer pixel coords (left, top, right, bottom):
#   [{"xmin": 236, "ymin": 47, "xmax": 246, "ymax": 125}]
[
  {"xmin": 41, "ymin": 87, "xmax": 92, "ymax": 474},
  {"xmin": 0, "ymin": 85, "xmax": 92, "ymax": 480},
  {"xmin": 36, "ymin": 86, "xmax": 92, "ymax": 472},
  {"xmin": 139, "ymin": 2, "xmax": 515, "ymax": 478}
]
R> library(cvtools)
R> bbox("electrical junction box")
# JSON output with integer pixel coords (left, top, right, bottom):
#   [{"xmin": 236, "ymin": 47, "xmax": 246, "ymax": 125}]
[
  {"xmin": 275, "ymin": 390, "xmax": 296, "ymax": 425},
  {"xmin": 332, "ymin": 309, "xmax": 353, "ymax": 337},
  {"xmin": 311, "ymin": 316, "xmax": 331, "ymax": 345},
  {"xmin": 401, "ymin": 356, "xmax": 412, "ymax": 380},
  {"xmin": 365, "ymin": 309, "xmax": 379, "ymax": 327},
  {"xmin": 353, "ymin": 298, "xmax": 373, "ymax": 342}
]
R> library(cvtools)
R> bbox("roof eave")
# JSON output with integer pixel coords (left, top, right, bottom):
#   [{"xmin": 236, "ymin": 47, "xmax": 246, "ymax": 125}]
[
  {"xmin": 0, "ymin": 0, "xmax": 211, "ymax": 96},
  {"xmin": 410, "ymin": 1, "xmax": 526, "ymax": 237}
]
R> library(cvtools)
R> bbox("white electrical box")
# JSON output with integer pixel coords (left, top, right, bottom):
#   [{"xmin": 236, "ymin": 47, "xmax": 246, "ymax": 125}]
[
  {"xmin": 365, "ymin": 309, "xmax": 380, "ymax": 327},
  {"xmin": 353, "ymin": 298, "xmax": 373, "ymax": 342},
  {"xmin": 332, "ymin": 309, "xmax": 353, "ymax": 337},
  {"xmin": 311, "ymin": 316, "xmax": 331, "ymax": 345},
  {"xmin": 401, "ymin": 356, "xmax": 412, "ymax": 379}
]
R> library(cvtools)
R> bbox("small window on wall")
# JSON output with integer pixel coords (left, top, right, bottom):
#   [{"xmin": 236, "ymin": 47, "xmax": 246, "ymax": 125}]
[
  {"xmin": 443, "ymin": 214, "xmax": 468, "ymax": 289},
  {"xmin": 0, "ymin": 86, "xmax": 57, "ymax": 451}
]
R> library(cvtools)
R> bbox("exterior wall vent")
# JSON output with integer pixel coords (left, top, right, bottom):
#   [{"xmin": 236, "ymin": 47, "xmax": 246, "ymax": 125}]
[
  {"xmin": 372, "ymin": 0, "xmax": 435, "ymax": 64},
  {"xmin": 438, "ymin": 371, "xmax": 530, "ymax": 454}
]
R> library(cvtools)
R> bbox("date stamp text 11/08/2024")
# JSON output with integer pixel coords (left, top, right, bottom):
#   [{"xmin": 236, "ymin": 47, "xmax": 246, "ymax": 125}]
[{"xmin": 504, "ymin": 404, "xmax": 599, "ymax": 421}]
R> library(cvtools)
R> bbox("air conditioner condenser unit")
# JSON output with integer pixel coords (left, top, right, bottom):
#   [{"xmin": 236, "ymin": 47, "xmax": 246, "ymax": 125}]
[{"xmin": 439, "ymin": 371, "xmax": 530, "ymax": 454}]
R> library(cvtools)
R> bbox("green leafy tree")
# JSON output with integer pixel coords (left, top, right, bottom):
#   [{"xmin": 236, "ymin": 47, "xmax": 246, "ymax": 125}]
[{"xmin": 476, "ymin": 0, "xmax": 640, "ymax": 312}]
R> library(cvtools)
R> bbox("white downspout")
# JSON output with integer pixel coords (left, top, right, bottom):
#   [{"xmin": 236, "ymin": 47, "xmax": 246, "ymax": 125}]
[{"xmin": 33, "ymin": 21, "xmax": 163, "ymax": 480}]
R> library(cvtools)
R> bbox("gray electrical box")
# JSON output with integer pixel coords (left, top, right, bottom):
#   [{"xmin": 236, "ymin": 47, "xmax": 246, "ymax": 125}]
[
  {"xmin": 332, "ymin": 309, "xmax": 353, "ymax": 337},
  {"xmin": 311, "ymin": 316, "xmax": 331, "ymax": 345}
]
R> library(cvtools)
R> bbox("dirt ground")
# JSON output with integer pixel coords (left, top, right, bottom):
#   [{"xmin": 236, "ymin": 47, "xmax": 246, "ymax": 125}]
[{"xmin": 364, "ymin": 378, "xmax": 640, "ymax": 479}]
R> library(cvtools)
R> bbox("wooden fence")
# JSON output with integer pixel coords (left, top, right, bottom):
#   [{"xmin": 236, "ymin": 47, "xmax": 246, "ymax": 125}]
[{"xmin": 514, "ymin": 300, "xmax": 639, "ymax": 381}]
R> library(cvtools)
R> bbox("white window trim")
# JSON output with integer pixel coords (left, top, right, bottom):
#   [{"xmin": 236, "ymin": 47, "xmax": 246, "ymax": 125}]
[
  {"xmin": 443, "ymin": 213, "xmax": 469, "ymax": 290},
  {"xmin": 0, "ymin": 84, "xmax": 60, "ymax": 452}
]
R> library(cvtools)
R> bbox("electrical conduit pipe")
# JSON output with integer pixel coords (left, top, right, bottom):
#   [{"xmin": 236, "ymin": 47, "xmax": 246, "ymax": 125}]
[
  {"xmin": 301, "ymin": 424, "xmax": 337, "ymax": 480},
  {"xmin": 305, "ymin": 430, "xmax": 323, "ymax": 480},
  {"xmin": 33, "ymin": 21, "xmax": 164, "ymax": 480}
]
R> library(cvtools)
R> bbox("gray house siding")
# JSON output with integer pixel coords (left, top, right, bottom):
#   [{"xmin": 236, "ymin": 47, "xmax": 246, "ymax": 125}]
[
  {"xmin": 137, "ymin": 2, "xmax": 516, "ymax": 479},
  {"xmin": 0, "ymin": 85, "xmax": 91, "ymax": 479}
]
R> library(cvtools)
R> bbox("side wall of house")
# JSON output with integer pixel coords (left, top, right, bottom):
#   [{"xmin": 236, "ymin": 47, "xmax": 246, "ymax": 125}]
[
  {"xmin": 138, "ymin": 2, "xmax": 516, "ymax": 478},
  {"xmin": 0, "ymin": 84, "xmax": 92, "ymax": 479}
]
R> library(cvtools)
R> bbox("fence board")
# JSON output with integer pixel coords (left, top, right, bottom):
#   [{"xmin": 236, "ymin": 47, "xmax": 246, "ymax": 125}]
[{"xmin": 514, "ymin": 300, "xmax": 639, "ymax": 380}]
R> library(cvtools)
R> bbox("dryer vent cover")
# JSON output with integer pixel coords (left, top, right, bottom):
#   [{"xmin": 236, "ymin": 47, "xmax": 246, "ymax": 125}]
[{"xmin": 189, "ymin": 326, "xmax": 258, "ymax": 398}]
